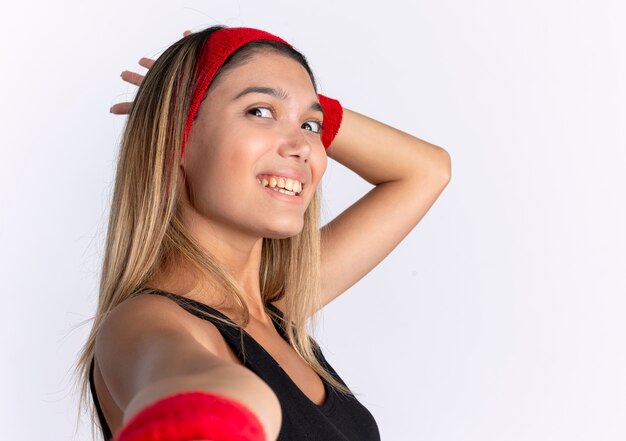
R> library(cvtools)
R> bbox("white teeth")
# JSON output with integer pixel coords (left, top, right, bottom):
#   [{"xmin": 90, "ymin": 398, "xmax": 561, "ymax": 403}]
[
  {"xmin": 257, "ymin": 175, "xmax": 303, "ymax": 195},
  {"xmin": 275, "ymin": 187, "xmax": 296, "ymax": 195}
]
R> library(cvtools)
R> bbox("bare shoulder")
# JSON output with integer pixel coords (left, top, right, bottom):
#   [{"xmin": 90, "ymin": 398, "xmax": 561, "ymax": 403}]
[
  {"xmin": 100, "ymin": 293, "xmax": 225, "ymax": 355},
  {"xmin": 102, "ymin": 292, "xmax": 200, "ymax": 327}
]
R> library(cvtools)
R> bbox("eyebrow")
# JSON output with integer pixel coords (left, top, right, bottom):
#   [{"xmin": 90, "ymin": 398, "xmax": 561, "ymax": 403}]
[{"xmin": 233, "ymin": 86, "xmax": 324, "ymax": 116}]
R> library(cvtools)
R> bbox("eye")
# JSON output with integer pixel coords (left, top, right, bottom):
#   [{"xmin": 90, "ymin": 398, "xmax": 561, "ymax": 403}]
[
  {"xmin": 247, "ymin": 106, "xmax": 322, "ymax": 134},
  {"xmin": 247, "ymin": 106, "xmax": 273, "ymax": 118},
  {"xmin": 302, "ymin": 120, "xmax": 322, "ymax": 134}
]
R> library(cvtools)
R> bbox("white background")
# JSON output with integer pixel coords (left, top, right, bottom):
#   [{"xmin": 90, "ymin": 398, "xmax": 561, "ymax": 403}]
[{"xmin": 1, "ymin": 1, "xmax": 625, "ymax": 440}]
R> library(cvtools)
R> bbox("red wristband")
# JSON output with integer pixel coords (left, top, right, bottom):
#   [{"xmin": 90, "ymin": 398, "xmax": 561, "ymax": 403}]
[
  {"xmin": 317, "ymin": 94, "xmax": 343, "ymax": 149},
  {"xmin": 114, "ymin": 391, "xmax": 266, "ymax": 441}
]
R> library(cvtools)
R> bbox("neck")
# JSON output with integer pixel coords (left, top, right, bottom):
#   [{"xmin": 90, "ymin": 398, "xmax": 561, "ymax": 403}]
[{"xmin": 149, "ymin": 205, "xmax": 270, "ymax": 323}]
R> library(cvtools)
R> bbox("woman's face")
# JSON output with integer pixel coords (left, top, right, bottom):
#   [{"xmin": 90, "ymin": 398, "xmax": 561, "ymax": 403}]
[{"xmin": 181, "ymin": 49, "xmax": 327, "ymax": 240}]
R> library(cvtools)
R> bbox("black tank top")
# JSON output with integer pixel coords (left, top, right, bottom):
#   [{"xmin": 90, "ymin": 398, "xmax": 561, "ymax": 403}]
[{"xmin": 89, "ymin": 290, "xmax": 380, "ymax": 441}]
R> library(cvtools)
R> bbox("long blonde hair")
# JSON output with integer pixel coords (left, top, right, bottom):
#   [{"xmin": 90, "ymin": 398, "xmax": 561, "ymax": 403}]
[{"xmin": 72, "ymin": 25, "xmax": 354, "ymax": 439}]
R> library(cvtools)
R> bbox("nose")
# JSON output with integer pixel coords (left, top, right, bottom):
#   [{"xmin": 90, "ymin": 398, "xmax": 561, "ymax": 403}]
[{"xmin": 277, "ymin": 123, "xmax": 312, "ymax": 162}]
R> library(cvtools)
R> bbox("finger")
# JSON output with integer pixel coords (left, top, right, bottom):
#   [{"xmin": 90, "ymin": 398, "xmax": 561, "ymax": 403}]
[
  {"xmin": 138, "ymin": 57, "xmax": 155, "ymax": 69},
  {"xmin": 121, "ymin": 70, "xmax": 145, "ymax": 86},
  {"xmin": 110, "ymin": 102, "xmax": 133, "ymax": 115},
  {"xmin": 183, "ymin": 30, "xmax": 192, "ymax": 37}
]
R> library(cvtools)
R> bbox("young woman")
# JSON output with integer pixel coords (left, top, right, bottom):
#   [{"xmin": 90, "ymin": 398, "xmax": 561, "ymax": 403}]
[{"xmin": 75, "ymin": 25, "xmax": 451, "ymax": 441}]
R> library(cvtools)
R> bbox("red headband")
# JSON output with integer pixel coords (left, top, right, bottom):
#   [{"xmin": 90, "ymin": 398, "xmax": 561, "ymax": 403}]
[{"xmin": 180, "ymin": 27, "xmax": 343, "ymax": 158}]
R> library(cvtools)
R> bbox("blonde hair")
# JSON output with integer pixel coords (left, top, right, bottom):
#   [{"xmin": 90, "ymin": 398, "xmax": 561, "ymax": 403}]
[{"xmin": 72, "ymin": 25, "xmax": 354, "ymax": 439}]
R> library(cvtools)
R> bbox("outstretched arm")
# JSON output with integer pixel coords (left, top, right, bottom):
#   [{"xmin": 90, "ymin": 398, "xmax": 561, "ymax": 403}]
[
  {"xmin": 314, "ymin": 107, "xmax": 451, "ymax": 312},
  {"xmin": 97, "ymin": 295, "xmax": 281, "ymax": 440}
]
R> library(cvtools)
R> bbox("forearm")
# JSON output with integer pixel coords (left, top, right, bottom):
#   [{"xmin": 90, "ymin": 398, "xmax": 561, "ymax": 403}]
[{"xmin": 326, "ymin": 107, "xmax": 451, "ymax": 184}]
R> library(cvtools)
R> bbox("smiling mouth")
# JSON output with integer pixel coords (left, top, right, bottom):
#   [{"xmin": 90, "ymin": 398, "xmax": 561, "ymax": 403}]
[{"xmin": 256, "ymin": 176, "xmax": 304, "ymax": 196}]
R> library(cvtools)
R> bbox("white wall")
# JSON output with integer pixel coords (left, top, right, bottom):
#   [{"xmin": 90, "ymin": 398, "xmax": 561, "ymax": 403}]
[{"xmin": 1, "ymin": 1, "xmax": 624, "ymax": 439}]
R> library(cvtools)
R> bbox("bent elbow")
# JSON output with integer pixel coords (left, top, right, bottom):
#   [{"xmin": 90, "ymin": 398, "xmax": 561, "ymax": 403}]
[{"xmin": 432, "ymin": 146, "xmax": 452, "ymax": 182}]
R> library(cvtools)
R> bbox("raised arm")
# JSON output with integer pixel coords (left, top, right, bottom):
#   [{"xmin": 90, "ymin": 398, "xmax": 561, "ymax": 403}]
[
  {"xmin": 95, "ymin": 294, "xmax": 281, "ymax": 440},
  {"xmin": 317, "ymin": 107, "xmax": 451, "ymax": 311}
]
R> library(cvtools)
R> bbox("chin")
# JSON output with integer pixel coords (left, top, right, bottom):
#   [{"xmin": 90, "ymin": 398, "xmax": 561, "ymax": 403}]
[{"xmin": 263, "ymin": 221, "xmax": 304, "ymax": 239}]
